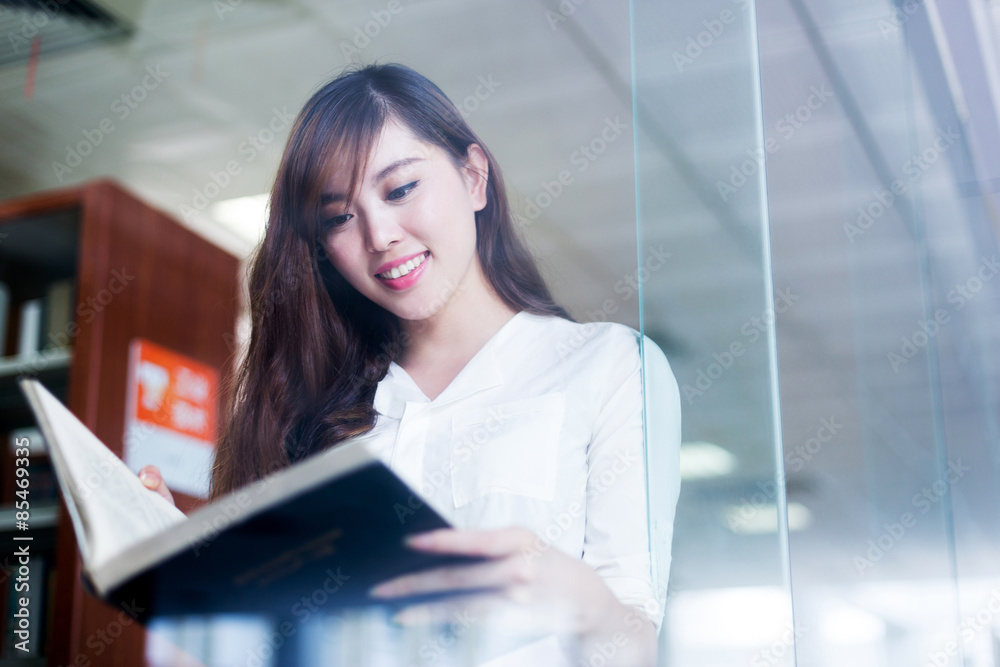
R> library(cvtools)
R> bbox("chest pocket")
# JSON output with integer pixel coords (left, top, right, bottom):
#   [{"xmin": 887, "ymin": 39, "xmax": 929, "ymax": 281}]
[{"xmin": 449, "ymin": 392, "xmax": 564, "ymax": 509}]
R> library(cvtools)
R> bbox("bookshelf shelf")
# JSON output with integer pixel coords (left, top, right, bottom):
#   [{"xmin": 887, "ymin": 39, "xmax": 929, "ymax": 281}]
[{"xmin": 0, "ymin": 349, "xmax": 72, "ymax": 377}]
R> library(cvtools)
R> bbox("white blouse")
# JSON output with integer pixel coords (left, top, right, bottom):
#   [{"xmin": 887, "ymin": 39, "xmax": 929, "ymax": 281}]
[{"xmin": 365, "ymin": 310, "xmax": 681, "ymax": 660}]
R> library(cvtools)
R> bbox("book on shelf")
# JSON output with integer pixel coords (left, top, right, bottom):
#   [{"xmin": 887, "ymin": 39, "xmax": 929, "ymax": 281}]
[
  {"xmin": 18, "ymin": 378, "xmax": 489, "ymax": 623},
  {"xmin": 0, "ymin": 282, "xmax": 8, "ymax": 357},
  {"xmin": 43, "ymin": 280, "xmax": 73, "ymax": 351},
  {"xmin": 17, "ymin": 300, "xmax": 42, "ymax": 360}
]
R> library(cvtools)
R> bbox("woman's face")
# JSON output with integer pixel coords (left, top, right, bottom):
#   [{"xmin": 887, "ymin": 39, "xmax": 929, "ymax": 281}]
[{"xmin": 318, "ymin": 119, "xmax": 489, "ymax": 322}]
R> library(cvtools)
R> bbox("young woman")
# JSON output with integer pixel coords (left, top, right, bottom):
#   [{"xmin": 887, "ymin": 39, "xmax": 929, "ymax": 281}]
[{"xmin": 140, "ymin": 63, "xmax": 680, "ymax": 666}]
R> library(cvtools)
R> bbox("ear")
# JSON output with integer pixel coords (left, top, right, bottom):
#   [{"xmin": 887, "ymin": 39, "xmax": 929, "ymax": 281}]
[{"xmin": 462, "ymin": 144, "xmax": 489, "ymax": 212}]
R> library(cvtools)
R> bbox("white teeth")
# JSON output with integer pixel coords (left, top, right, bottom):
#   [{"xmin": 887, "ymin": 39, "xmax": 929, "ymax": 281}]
[{"xmin": 380, "ymin": 252, "xmax": 427, "ymax": 280}]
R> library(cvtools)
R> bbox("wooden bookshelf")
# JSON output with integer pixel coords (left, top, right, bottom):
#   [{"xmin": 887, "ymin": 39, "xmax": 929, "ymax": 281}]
[{"xmin": 0, "ymin": 181, "xmax": 240, "ymax": 666}]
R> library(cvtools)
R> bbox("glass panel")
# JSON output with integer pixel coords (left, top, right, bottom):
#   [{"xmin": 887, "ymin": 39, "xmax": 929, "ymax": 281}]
[
  {"xmin": 631, "ymin": 0, "xmax": 796, "ymax": 664},
  {"xmin": 758, "ymin": 0, "xmax": 1000, "ymax": 663}
]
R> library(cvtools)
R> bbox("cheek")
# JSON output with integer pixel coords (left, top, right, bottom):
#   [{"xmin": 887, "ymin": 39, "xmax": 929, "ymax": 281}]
[
  {"xmin": 322, "ymin": 240, "xmax": 364, "ymax": 283},
  {"xmin": 417, "ymin": 193, "xmax": 477, "ymax": 247}
]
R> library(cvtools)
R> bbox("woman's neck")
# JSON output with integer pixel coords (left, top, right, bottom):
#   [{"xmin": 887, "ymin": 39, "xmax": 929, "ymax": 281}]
[{"xmin": 395, "ymin": 263, "xmax": 518, "ymax": 397}]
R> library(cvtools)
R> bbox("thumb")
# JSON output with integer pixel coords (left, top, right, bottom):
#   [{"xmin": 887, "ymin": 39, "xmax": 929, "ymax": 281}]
[{"xmin": 138, "ymin": 465, "xmax": 176, "ymax": 506}]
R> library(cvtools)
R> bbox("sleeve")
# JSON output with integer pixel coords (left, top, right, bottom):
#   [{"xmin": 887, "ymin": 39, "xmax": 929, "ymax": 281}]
[{"xmin": 581, "ymin": 328, "xmax": 681, "ymax": 636}]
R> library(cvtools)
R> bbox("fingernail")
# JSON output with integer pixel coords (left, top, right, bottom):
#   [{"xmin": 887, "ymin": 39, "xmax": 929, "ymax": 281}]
[
  {"xmin": 405, "ymin": 533, "xmax": 433, "ymax": 548},
  {"xmin": 369, "ymin": 582, "xmax": 393, "ymax": 598},
  {"xmin": 139, "ymin": 471, "xmax": 155, "ymax": 487}
]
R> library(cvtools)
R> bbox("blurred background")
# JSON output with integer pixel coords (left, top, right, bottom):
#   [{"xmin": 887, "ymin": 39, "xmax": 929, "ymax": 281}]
[{"xmin": 1, "ymin": 0, "xmax": 1000, "ymax": 665}]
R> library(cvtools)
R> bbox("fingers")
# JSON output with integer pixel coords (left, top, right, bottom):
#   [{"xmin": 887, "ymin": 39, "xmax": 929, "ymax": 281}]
[
  {"xmin": 405, "ymin": 527, "xmax": 534, "ymax": 557},
  {"xmin": 138, "ymin": 465, "xmax": 176, "ymax": 506},
  {"xmin": 369, "ymin": 554, "xmax": 531, "ymax": 599}
]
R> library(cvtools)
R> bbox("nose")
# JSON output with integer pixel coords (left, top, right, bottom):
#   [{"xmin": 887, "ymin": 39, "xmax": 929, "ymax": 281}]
[{"xmin": 362, "ymin": 211, "xmax": 404, "ymax": 254}]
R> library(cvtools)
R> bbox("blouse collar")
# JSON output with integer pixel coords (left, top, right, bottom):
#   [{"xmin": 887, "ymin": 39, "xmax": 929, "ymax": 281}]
[{"xmin": 373, "ymin": 311, "xmax": 528, "ymax": 418}]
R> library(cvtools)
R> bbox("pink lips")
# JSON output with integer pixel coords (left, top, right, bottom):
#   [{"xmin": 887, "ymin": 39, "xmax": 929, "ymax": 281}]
[{"xmin": 375, "ymin": 251, "xmax": 428, "ymax": 291}]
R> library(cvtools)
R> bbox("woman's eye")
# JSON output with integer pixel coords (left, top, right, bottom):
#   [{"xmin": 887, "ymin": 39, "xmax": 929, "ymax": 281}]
[
  {"xmin": 387, "ymin": 181, "xmax": 418, "ymax": 201},
  {"xmin": 323, "ymin": 213, "xmax": 352, "ymax": 229}
]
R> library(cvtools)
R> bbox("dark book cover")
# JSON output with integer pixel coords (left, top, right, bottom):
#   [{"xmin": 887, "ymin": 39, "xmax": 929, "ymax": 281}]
[{"xmin": 102, "ymin": 461, "xmax": 491, "ymax": 622}]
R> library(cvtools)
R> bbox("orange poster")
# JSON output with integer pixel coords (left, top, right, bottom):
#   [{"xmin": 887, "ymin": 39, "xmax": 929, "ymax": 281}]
[{"xmin": 124, "ymin": 339, "xmax": 219, "ymax": 498}]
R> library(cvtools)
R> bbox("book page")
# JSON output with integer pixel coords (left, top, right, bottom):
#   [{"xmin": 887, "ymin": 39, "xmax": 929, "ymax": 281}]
[{"xmin": 23, "ymin": 380, "xmax": 186, "ymax": 571}]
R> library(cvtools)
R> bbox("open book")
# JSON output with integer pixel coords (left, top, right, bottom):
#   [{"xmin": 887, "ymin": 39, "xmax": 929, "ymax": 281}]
[{"xmin": 19, "ymin": 378, "xmax": 487, "ymax": 621}]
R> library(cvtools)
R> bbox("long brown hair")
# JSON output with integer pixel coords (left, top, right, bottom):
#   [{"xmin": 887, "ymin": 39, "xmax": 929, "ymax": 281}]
[{"xmin": 210, "ymin": 63, "xmax": 572, "ymax": 499}]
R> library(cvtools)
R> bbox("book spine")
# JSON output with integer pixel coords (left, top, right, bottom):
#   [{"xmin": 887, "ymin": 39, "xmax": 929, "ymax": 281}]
[
  {"xmin": 0, "ymin": 282, "xmax": 9, "ymax": 357},
  {"xmin": 17, "ymin": 299, "xmax": 42, "ymax": 360},
  {"xmin": 43, "ymin": 280, "xmax": 73, "ymax": 351}
]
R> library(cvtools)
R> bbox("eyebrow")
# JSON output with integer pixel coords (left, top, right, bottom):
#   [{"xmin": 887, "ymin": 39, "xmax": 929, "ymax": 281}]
[{"xmin": 320, "ymin": 157, "xmax": 424, "ymax": 205}]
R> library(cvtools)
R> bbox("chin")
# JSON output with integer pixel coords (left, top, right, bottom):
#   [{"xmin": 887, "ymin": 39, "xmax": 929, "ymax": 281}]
[
  {"xmin": 374, "ymin": 298, "xmax": 437, "ymax": 323},
  {"xmin": 369, "ymin": 278, "xmax": 453, "ymax": 322},
  {"xmin": 396, "ymin": 305, "xmax": 441, "ymax": 323}
]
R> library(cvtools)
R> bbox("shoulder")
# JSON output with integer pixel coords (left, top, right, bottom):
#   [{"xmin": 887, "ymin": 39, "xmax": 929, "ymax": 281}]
[
  {"xmin": 507, "ymin": 312, "xmax": 674, "ymax": 391},
  {"xmin": 515, "ymin": 311, "xmax": 640, "ymax": 352},
  {"xmin": 521, "ymin": 310, "xmax": 677, "ymax": 359},
  {"xmin": 504, "ymin": 312, "xmax": 636, "ymax": 367}
]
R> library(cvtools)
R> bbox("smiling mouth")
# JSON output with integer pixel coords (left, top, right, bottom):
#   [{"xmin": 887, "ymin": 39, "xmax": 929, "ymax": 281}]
[{"xmin": 376, "ymin": 251, "xmax": 429, "ymax": 280}]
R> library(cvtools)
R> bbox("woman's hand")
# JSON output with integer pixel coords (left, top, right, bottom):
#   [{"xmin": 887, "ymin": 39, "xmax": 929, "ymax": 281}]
[
  {"xmin": 368, "ymin": 527, "xmax": 657, "ymax": 666},
  {"xmin": 138, "ymin": 465, "xmax": 176, "ymax": 506}
]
